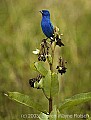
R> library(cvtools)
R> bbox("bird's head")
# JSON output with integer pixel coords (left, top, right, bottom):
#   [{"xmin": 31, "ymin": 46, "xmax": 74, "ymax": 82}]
[{"xmin": 40, "ymin": 10, "xmax": 50, "ymax": 18}]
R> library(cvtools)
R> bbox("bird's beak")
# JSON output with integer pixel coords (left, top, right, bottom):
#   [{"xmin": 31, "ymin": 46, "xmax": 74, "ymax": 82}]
[{"xmin": 39, "ymin": 10, "xmax": 43, "ymax": 14}]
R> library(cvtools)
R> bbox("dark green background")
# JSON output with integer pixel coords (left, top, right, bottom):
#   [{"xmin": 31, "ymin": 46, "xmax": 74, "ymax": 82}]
[{"xmin": 0, "ymin": 0, "xmax": 91, "ymax": 119}]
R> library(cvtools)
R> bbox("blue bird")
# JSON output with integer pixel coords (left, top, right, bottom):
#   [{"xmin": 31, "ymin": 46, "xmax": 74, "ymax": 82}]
[
  {"xmin": 40, "ymin": 10, "xmax": 54, "ymax": 39},
  {"xmin": 40, "ymin": 10, "xmax": 64, "ymax": 47}
]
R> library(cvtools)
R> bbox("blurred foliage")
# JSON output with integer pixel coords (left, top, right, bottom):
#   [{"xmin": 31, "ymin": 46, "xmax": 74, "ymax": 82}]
[{"xmin": 0, "ymin": 0, "xmax": 91, "ymax": 119}]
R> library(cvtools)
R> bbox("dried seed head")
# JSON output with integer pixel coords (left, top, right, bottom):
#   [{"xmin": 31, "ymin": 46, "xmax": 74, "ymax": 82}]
[
  {"xmin": 29, "ymin": 74, "xmax": 43, "ymax": 88},
  {"xmin": 38, "ymin": 39, "xmax": 50, "ymax": 62},
  {"xmin": 56, "ymin": 57, "xmax": 67, "ymax": 75}
]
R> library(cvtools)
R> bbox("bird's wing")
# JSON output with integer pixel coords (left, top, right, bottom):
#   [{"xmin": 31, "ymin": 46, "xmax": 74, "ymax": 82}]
[{"xmin": 49, "ymin": 22, "xmax": 54, "ymax": 31}]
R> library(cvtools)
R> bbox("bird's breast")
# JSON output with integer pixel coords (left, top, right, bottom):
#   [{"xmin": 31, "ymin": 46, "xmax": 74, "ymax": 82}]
[{"xmin": 41, "ymin": 18, "xmax": 54, "ymax": 38}]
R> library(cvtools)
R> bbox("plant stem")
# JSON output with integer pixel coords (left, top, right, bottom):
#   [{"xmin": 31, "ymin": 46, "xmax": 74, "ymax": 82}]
[
  {"xmin": 48, "ymin": 42, "xmax": 56, "ymax": 114},
  {"xmin": 50, "ymin": 42, "xmax": 56, "ymax": 72},
  {"xmin": 49, "ymin": 97, "xmax": 52, "ymax": 114}
]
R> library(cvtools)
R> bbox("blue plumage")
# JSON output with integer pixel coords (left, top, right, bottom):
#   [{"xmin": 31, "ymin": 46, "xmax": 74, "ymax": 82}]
[{"xmin": 40, "ymin": 10, "xmax": 54, "ymax": 38}]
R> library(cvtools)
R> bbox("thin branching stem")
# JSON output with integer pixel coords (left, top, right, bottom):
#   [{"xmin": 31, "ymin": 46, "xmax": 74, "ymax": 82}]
[{"xmin": 48, "ymin": 41, "xmax": 56, "ymax": 114}]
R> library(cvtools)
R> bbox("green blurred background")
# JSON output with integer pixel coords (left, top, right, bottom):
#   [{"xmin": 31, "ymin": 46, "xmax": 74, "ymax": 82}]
[{"xmin": 0, "ymin": 0, "xmax": 91, "ymax": 119}]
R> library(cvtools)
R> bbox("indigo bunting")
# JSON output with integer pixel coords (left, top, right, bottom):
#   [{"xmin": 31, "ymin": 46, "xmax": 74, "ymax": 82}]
[
  {"xmin": 40, "ymin": 10, "xmax": 64, "ymax": 46},
  {"xmin": 40, "ymin": 10, "xmax": 54, "ymax": 38}
]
